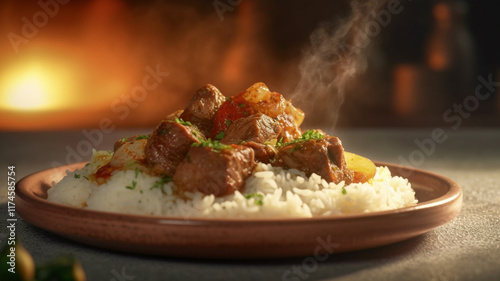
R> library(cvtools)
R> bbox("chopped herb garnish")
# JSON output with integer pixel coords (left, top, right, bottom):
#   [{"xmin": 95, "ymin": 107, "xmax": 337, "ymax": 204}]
[
  {"xmin": 193, "ymin": 131, "xmax": 205, "ymax": 142},
  {"xmin": 159, "ymin": 128, "xmax": 167, "ymax": 135},
  {"xmin": 301, "ymin": 130, "xmax": 324, "ymax": 140},
  {"xmin": 244, "ymin": 193, "xmax": 264, "ymax": 206},
  {"xmin": 136, "ymin": 135, "xmax": 150, "ymax": 140},
  {"xmin": 174, "ymin": 118, "xmax": 194, "ymax": 127},
  {"xmin": 281, "ymin": 130, "xmax": 324, "ymax": 148},
  {"xmin": 126, "ymin": 180, "xmax": 137, "ymax": 190},
  {"xmin": 276, "ymin": 137, "xmax": 284, "ymax": 147},
  {"xmin": 214, "ymin": 131, "xmax": 226, "ymax": 140},
  {"xmin": 134, "ymin": 167, "xmax": 140, "ymax": 178},
  {"xmin": 342, "ymin": 187, "xmax": 347, "ymax": 195},
  {"xmin": 224, "ymin": 119, "xmax": 232, "ymax": 127},
  {"xmin": 226, "ymin": 97, "xmax": 232, "ymax": 101},
  {"xmin": 84, "ymin": 176, "xmax": 89, "ymax": 181},
  {"xmin": 120, "ymin": 137, "xmax": 128, "ymax": 143},
  {"xmin": 192, "ymin": 139, "xmax": 233, "ymax": 152},
  {"xmin": 238, "ymin": 103, "xmax": 246, "ymax": 108},
  {"xmin": 84, "ymin": 163, "xmax": 90, "ymax": 167},
  {"xmin": 140, "ymin": 190, "xmax": 143, "ymax": 194},
  {"xmin": 150, "ymin": 175, "xmax": 172, "ymax": 190},
  {"xmin": 74, "ymin": 174, "xmax": 81, "ymax": 179}
]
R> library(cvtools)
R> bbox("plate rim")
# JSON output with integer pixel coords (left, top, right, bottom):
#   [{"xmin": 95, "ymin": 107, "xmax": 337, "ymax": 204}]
[{"xmin": 14, "ymin": 161, "xmax": 463, "ymax": 257}]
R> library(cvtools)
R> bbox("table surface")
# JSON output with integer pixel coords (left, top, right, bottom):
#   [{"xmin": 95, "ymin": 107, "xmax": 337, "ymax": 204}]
[{"xmin": 1, "ymin": 128, "xmax": 499, "ymax": 281}]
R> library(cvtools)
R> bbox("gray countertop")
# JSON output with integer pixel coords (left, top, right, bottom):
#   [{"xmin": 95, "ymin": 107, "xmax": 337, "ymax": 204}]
[{"xmin": 1, "ymin": 128, "xmax": 499, "ymax": 281}]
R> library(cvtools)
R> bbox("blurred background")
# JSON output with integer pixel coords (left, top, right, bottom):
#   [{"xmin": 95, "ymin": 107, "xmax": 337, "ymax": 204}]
[{"xmin": 0, "ymin": 0, "xmax": 499, "ymax": 131}]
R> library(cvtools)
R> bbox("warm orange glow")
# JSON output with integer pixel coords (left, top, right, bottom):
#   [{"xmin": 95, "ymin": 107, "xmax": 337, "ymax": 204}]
[
  {"xmin": 0, "ymin": 59, "xmax": 79, "ymax": 111},
  {"xmin": 427, "ymin": 51, "xmax": 448, "ymax": 71},
  {"xmin": 393, "ymin": 64, "xmax": 420, "ymax": 117},
  {"xmin": 222, "ymin": 1, "xmax": 259, "ymax": 87},
  {"xmin": 433, "ymin": 3, "xmax": 451, "ymax": 22},
  {"xmin": 426, "ymin": 2, "xmax": 452, "ymax": 71},
  {"xmin": 4, "ymin": 71, "xmax": 48, "ymax": 110},
  {"xmin": 0, "ymin": 0, "xmax": 143, "ymax": 130}
]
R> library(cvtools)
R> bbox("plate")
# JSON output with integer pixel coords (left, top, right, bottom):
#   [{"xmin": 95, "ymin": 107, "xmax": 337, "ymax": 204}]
[{"xmin": 15, "ymin": 162, "xmax": 462, "ymax": 258}]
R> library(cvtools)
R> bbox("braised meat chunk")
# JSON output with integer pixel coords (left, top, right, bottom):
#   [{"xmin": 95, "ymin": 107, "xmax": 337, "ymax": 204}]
[
  {"xmin": 273, "ymin": 132, "xmax": 353, "ymax": 184},
  {"xmin": 174, "ymin": 142, "xmax": 255, "ymax": 197},
  {"xmin": 180, "ymin": 84, "xmax": 226, "ymax": 136},
  {"xmin": 239, "ymin": 141, "xmax": 276, "ymax": 164},
  {"xmin": 219, "ymin": 113, "xmax": 280, "ymax": 163},
  {"xmin": 145, "ymin": 119, "xmax": 205, "ymax": 176},
  {"xmin": 221, "ymin": 113, "xmax": 281, "ymax": 144}
]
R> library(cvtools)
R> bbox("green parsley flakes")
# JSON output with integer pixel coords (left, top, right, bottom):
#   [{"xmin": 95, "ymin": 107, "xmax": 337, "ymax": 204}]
[
  {"xmin": 281, "ymin": 130, "xmax": 324, "ymax": 147},
  {"xmin": 174, "ymin": 118, "xmax": 194, "ymax": 127},
  {"xmin": 121, "ymin": 135, "xmax": 150, "ymax": 143},
  {"xmin": 150, "ymin": 175, "xmax": 172, "ymax": 190},
  {"xmin": 214, "ymin": 131, "xmax": 226, "ymax": 140},
  {"xmin": 244, "ymin": 193, "xmax": 264, "ymax": 206},
  {"xmin": 192, "ymin": 139, "xmax": 232, "ymax": 152},
  {"xmin": 126, "ymin": 180, "xmax": 137, "ymax": 190},
  {"xmin": 276, "ymin": 137, "xmax": 284, "ymax": 147}
]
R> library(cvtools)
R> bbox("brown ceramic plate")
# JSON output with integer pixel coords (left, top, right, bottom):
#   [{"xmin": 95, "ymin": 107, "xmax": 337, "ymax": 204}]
[{"xmin": 15, "ymin": 162, "xmax": 462, "ymax": 258}]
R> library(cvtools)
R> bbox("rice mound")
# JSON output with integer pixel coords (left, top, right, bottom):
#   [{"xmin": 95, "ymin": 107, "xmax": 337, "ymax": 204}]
[{"xmin": 47, "ymin": 150, "xmax": 418, "ymax": 218}]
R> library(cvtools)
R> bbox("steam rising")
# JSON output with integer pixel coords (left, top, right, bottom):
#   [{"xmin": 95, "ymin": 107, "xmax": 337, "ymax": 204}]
[{"xmin": 292, "ymin": 0, "xmax": 386, "ymax": 128}]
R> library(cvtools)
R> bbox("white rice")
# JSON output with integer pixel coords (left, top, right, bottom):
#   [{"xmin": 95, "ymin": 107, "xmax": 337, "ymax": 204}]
[{"xmin": 47, "ymin": 150, "xmax": 417, "ymax": 218}]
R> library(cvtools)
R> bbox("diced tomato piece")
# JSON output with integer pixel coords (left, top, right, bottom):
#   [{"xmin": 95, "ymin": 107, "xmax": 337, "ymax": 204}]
[{"xmin": 210, "ymin": 94, "xmax": 255, "ymax": 139}]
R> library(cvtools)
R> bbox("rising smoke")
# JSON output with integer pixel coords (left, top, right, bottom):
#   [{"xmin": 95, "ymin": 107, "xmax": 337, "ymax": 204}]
[{"xmin": 292, "ymin": 0, "xmax": 386, "ymax": 128}]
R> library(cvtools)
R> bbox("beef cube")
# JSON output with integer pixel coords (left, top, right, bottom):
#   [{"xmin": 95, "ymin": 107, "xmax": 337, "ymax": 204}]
[
  {"xmin": 239, "ymin": 141, "xmax": 276, "ymax": 164},
  {"xmin": 174, "ymin": 144, "xmax": 255, "ymax": 197},
  {"xmin": 273, "ymin": 136, "xmax": 353, "ymax": 184},
  {"xmin": 145, "ymin": 120, "xmax": 204, "ymax": 176},
  {"xmin": 220, "ymin": 113, "xmax": 279, "ymax": 163},
  {"xmin": 221, "ymin": 113, "xmax": 281, "ymax": 144},
  {"xmin": 180, "ymin": 84, "xmax": 226, "ymax": 136}
]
